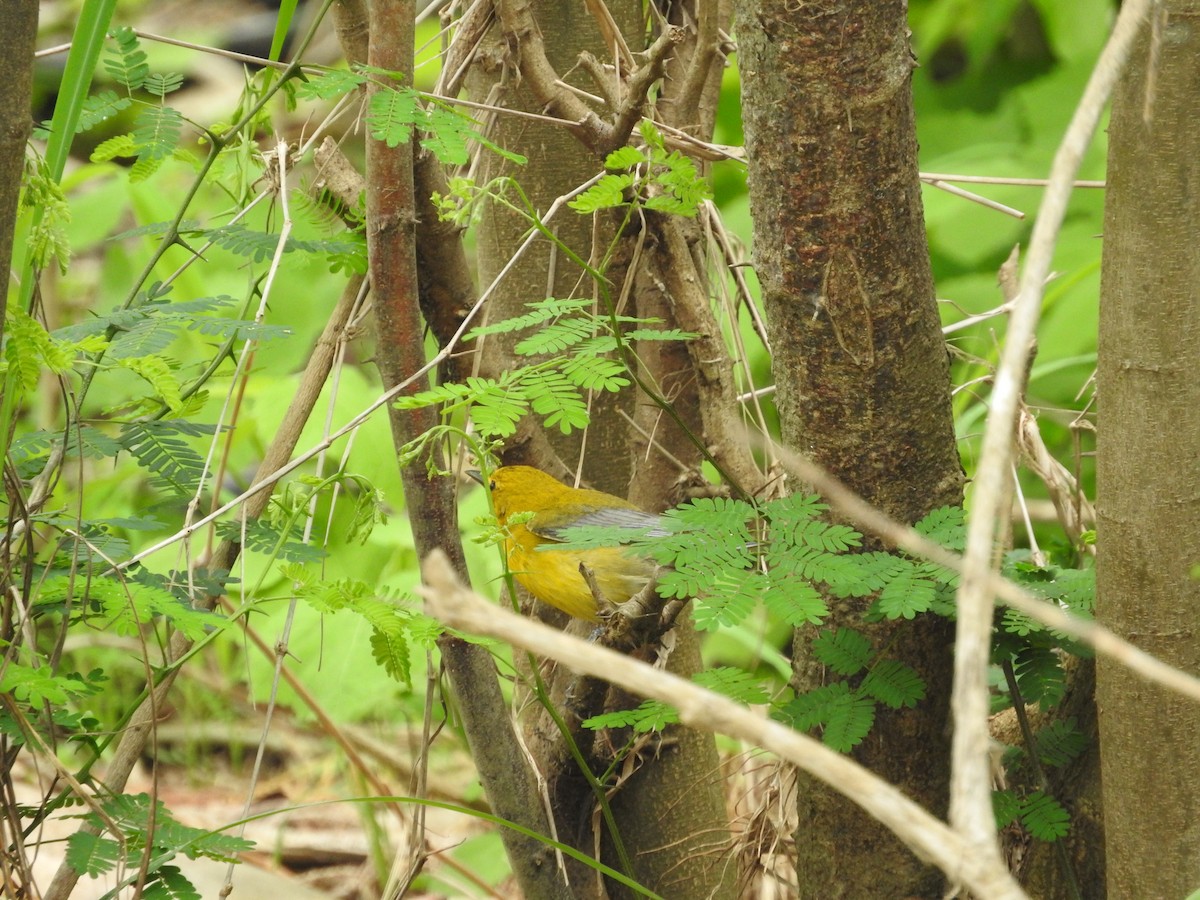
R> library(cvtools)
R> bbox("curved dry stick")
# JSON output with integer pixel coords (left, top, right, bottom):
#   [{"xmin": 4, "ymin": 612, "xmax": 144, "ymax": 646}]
[
  {"xmin": 949, "ymin": 0, "xmax": 1152, "ymax": 856},
  {"xmin": 493, "ymin": 0, "xmax": 680, "ymax": 153}
]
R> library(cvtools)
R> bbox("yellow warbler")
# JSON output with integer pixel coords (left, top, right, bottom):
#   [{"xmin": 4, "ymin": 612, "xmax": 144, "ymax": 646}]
[{"xmin": 472, "ymin": 466, "xmax": 664, "ymax": 620}]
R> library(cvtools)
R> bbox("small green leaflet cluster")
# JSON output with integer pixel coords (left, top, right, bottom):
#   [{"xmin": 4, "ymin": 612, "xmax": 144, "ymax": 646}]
[
  {"xmin": 7, "ymin": 508, "xmax": 228, "ymax": 657},
  {"xmin": 296, "ymin": 67, "xmax": 526, "ymax": 167},
  {"xmin": 187, "ymin": 221, "xmax": 367, "ymax": 275},
  {"xmin": 583, "ymin": 667, "xmax": 769, "ymax": 733},
  {"xmin": 989, "ymin": 717, "xmax": 1076, "ymax": 843},
  {"xmin": 109, "ymin": 218, "xmax": 366, "ymax": 276},
  {"xmin": 282, "ymin": 563, "xmax": 446, "ymax": 687},
  {"xmin": 570, "ymin": 120, "xmax": 713, "ymax": 217},
  {"xmin": 5, "ymin": 523, "xmax": 230, "ymax": 700},
  {"xmin": 20, "ymin": 156, "xmax": 72, "ymax": 273},
  {"xmin": 777, "ymin": 626, "xmax": 927, "ymax": 752},
  {"xmin": 395, "ymin": 297, "xmax": 695, "ymax": 440},
  {"xmin": 0, "ymin": 664, "xmax": 106, "ymax": 710},
  {"xmin": 563, "ymin": 498, "xmax": 959, "ymax": 750},
  {"xmin": 80, "ymin": 28, "xmax": 189, "ymax": 183},
  {"xmin": 66, "ymin": 792, "xmax": 255, "ymax": 897},
  {"xmin": 992, "ymin": 789, "xmax": 1072, "ymax": 842},
  {"xmin": 989, "ymin": 559, "xmax": 1094, "ymax": 845},
  {"xmin": 216, "ymin": 473, "xmax": 391, "ymax": 566},
  {"xmin": 4, "ymin": 282, "xmax": 295, "ymax": 492},
  {"xmin": 31, "ymin": 569, "xmax": 224, "ymax": 642},
  {"xmin": 1008, "ymin": 716, "xmax": 1089, "ymax": 771},
  {"xmin": 0, "ymin": 693, "xmax": 101, "ymax": 757},
  {"xmin": 994, "ymin": 559, "xmax": 1096, "ymax": 711}
]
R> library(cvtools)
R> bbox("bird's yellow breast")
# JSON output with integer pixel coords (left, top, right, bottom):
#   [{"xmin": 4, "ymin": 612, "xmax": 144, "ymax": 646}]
[{"xmin": 505, "ymin": 523, "xmax": 654, "ymax": 621}]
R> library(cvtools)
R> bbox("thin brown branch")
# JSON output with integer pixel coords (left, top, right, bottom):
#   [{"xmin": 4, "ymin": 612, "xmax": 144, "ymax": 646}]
[
  {"xmin": 493, "ymin": 0, "xmax": 615, "ymax": 149},
  {"xmin": 492, "ymin": 0, "xmax": 685, "ymax": 154},
  {"xmin": 581, "ymin": 0, "xmax": 635, "ymax": 71},
  {"xmin": 364, "ymin": 3, "xmax": 567, "ymax": 897},
  {"xmin": 651, "ymin": 214, "xmax": 763, "ymax": 494},
  {"xmin": 675, "ymin": 0, "xmax": 722, "ymax": 127},
  {"xmin": 435, "ymin": 0, "xmax": 496, "ymax": 99},
  {"xmin": 611, "ymin": 25, "xmax": 686, "ymax": 145},
  {"xmin": 331, "ymin": 0, "xmax": 369, "ymax": 66}
]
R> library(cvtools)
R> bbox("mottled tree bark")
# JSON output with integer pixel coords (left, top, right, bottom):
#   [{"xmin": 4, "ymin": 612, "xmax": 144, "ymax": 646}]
[
  {"xmin": 0, "ymin": 1, "xmax": 38, "ymax": 328},
  {"xmin": 738, "ymin": 2, "xmax": 964, "ymax": 896}
]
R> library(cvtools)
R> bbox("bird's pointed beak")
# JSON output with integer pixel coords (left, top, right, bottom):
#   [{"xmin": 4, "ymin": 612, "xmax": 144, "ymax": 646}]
[{"xmin": 467, "ymin": 469, "xmax": 485, "ymax": 486}]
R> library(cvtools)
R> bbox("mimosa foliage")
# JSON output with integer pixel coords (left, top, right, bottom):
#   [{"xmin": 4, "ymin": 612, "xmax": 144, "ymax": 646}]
[
  {"xmin": 297, "ymin": 67, "xmax": 526, "ymax": 166},
  {"xmin": 395, "ymin": 296, "xmax": 694, "ymax": 450},
  {"xmin": 563, "ymin": 500, "xmax": 953, "ymax": 749},
  {"xmin": 993, "ymin": 789, "xmax": 1072, "ymax": 842},
  {"xmin": 65, "ymin": 793, "xmax": 255, "ymax": 887},
  {"xmin": 570, "ymin": 120, "xmax": 713, "ymax": 217},
  {"xmin": 86, "ymin": 27, "xmax": 188, "ymax": 182},
  {"xmin": 3, "ymin": 26, "xmax": 437, "ymax": 897}
]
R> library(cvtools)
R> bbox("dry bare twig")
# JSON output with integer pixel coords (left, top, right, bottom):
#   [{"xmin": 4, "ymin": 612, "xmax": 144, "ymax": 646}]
[{"xmin": 949, "ymin": 0, "xmax": 1153, "ymax": 859}]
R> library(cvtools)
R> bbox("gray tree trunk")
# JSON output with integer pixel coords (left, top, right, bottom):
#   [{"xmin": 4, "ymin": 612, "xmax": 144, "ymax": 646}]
[
  {"xmin": 465, "ymin": 4, "xmax": 735, "ymax": 897},
  {"xmin": 1095, "ymin": 4, "xmax": 1200, "ymax": 896}
]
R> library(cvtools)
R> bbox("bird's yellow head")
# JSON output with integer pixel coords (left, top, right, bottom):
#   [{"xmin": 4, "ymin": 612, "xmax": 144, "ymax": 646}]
[{"xmin": 473, "ymin": 465, "xmax": 573, "ymax": 524}]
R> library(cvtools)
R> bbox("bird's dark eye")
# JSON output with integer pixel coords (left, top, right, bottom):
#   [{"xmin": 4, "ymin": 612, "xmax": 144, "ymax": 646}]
[{"xmin": 489, "ymin": 479, "xmax": 496, "ymax": 490}]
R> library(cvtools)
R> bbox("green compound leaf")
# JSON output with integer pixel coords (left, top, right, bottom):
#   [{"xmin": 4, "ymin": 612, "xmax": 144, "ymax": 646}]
[
  {"xmin": 104, "ymin": 26, "xmax": 148, "ymax": 91},
  {"xmin": 874, "ymin": 559, "xmax": 937, "ymax": 619},
  {"xmin": 525, "ymin": 370, "xmax": 588, "ymax": 434},
  {"xmin": 370, "ymin": 627, "xmax": 411, "ymax": 685},
  {"xmin": 1013, "ymin": 643, "xmax": 1066, "ymax": 709},
  {"xmin": 77, "ymin": 89, "xmax": 132, "ymax": 132},
  {"xmin": 514, "ymin": 317, "xmax": 597, "ymax": 354},
  {"xmin": 690, "ymin": 571, "xmax": 763, "ymax": 630},
  {"xmin": 118, "ymin": 420, "xmax": 211, "ymax": 495},
  {"xmin": 422, "ymin": 104, "xmax": 473, "ymax": 165},
  {"xmin": 141, "ymin": 866, "xmax": 202, "ymax": 900},
  {"xmin": 466, "ymin": 298, "xmax": 593, "ymax": 339},
  {"xmin": 1020, "ymin": 791, "xmax": 1071, "ymax": 842},
  {"xmin": 560, "ymin": 354, "xmax": 629, "ymax": 392},
  {"xmin": 762, "ymin": 571, "xmax": 828, "ymax": 626},
  {"xmin": 811, "ymin": 627, "xmax": 873, "ymax": 676},
  {"xmin": 822, "ymin": 691, "xmax": 876, "ymax": 752},
  {"xmin": 129, "ymin": 106, "xmax": 183, "ymax": 182},
  {"xmin": 992, "ymin": 789, "xmax": 1022, "ymax": 828},
  {"xmin": 1033, "ymin": 717, "xmax": 1088, "ymax": 767},
  {"xmin": 66, "ymin": 832, "xmax": 121, "ymax": 877},
  {"xmin": 583, "ymin": 698, "xmax": 675, "ymax": 733},
  {"xmin": 779, "ymin": 682, "xmax": 875, "ymax": 753},
  {"xmin": 860, "ymin": 660, "xmax": 926, "ymax": 709},
  {"xmin": 914, "ymin": 504, "xmax": 966, "ymax": 550},
  {"xmin": 569, "ymin": 173, "xmax": 636, "ymax": 212},
  {"xmin": 693, "ymin": 666, "xmax": 770, "ymax": 705},
  {"xmin": 296, "ymin": 69, "xmax": 366, "ymax": 100},
  {"xmin": 366, "ymin": 87, "xmax": 421, "ymax": 147},
  {"xmin": 604, "ymin": 145, "xmax": 646, "ymax": 169}
]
